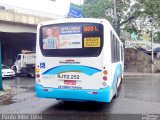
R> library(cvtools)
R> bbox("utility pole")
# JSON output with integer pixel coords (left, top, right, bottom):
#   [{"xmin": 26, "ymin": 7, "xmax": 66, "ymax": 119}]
[
  {"xmin": 151, "ymin": 22, "xmax": 154, "ymax": 64},
  {"xmin": 151, "ymin": 25, "xmax": 154, "ymax": 73},
  {"xmin": 149, "ymin": 17, "xmax": 154, "ymax": 65},
  {"xmin": 0, "ymin": 39, "xmax": 3, "ymax": 91}
]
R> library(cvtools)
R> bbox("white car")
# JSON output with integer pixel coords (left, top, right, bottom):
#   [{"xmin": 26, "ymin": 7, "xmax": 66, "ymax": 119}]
[{"xmin": 2, "ymin": 64, "xmax": 15, "ymax": 78}]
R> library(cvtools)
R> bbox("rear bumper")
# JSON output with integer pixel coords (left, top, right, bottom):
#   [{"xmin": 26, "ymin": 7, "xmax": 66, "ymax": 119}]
[
  {"xmin": 2, "ymin": 74, "xmax": 15, "ymax": 78},
  {"xmin": 36, "ymin": 84, "xmax": 111, "ymax": 102}
]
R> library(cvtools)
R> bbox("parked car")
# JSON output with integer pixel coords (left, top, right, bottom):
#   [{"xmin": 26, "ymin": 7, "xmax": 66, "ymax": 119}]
[{"xmin": 2, "ymin": 64, "xmax": 15, "ymax": 78}]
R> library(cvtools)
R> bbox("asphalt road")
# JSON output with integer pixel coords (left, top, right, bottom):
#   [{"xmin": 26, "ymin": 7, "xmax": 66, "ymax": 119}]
[{"xmin": 1, "ymin": 74, "xmax": 160, "ymax": 119}]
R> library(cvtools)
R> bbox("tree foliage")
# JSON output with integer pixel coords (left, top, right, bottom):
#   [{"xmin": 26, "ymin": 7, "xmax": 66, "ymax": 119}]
[
  {"xmin": 82, "ymin": 0, "xmax": 134, "ymax": 26},
  {"xmin": 82, "ymin": 0, "xmax": 113, "ymax": 22},
  {"xmin": 82, "ymin": 0, "xmax": 160, "ymax": 40}
]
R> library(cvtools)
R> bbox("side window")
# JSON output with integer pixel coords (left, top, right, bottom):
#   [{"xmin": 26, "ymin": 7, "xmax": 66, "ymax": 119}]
[
  {"xmin": 121, "ymin": 45, "xmax": 124, "ymax": 61},
  {"xmin": 111, "ymin": 31, "xmax": 122, "ymax": 63},
  {"xmin": 116, "ymin": 40, "xmax": 118, "ymax": 62},
  {"xmin": 117, "ymin": 41, "xmax": 120, "ymax": 62},
  {"xmin": 114, "ymin": 37, "xmax": 117, "ymax": 62},
  {"xmin": 110, "ymin": 31, "xmax": 114, "ymax": 63},
  {"xmin": 17, "ymin": 55, "xmax": 21, "ymax": 60}
]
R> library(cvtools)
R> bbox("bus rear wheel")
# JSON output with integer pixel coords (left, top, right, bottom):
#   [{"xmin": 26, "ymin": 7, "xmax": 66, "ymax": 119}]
[{"xmin": 114, "ymin": 77, "xmax": 121, "ymax": 98}]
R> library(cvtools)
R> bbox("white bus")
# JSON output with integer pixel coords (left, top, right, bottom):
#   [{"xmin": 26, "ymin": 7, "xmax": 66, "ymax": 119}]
[{"xmin": 36, "ymin": 18, "xmax": 124, "ymax": 102}]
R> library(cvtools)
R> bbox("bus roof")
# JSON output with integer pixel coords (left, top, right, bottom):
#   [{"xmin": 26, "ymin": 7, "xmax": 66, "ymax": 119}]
[{"xmin": 38, "ymin": 18, "xmax": 110, "ymax": 27}]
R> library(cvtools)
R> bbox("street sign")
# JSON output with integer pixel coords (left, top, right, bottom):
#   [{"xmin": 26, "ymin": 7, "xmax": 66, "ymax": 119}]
[{"xmin": 68, "ymin": 3, "xmax": 82, "ymax": 18}]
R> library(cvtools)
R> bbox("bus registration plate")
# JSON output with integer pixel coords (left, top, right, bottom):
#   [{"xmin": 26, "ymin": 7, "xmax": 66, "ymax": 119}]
[
  {"xmin": 64, "ymin": 80, "xmax": 76, "ymax": 85},
  {"xmin": 57, "ymin": 73, "xmax": 80, "ymax": 80}
]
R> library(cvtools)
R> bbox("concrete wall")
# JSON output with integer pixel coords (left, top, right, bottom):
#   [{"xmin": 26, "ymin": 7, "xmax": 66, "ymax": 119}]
[
  {"xmin": 124, "ymin": 48, "xmax": 160, "ymax": 73},
  {"xmin": 0, "ymin": 10, "xmax": 52, "ymax": 25},
  {"xmin": 0, "ymin": 21, "xmax": 36, "ymax": 33},
  {"xmin": 0, "ymin": 10, "xmax": 60, "ymax": 66},
  {"xmin": 0, "ymin": 10, "xmax": 54, "ymax": 33}
]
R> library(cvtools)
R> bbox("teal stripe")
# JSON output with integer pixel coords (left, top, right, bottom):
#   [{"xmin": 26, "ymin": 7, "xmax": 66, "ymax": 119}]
[
  {"xmin": 43, "ymin": 65, "xmax": 101, "ymax": 76},
  {"xmin": 111, "ymin": 63, "xmax": 123, "ymax": 90}
]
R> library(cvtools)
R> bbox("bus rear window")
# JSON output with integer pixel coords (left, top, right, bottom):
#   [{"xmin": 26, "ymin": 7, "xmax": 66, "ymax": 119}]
[{"xmin": 40, "ymin": 23, "xmax": 103, "ymax": 57}]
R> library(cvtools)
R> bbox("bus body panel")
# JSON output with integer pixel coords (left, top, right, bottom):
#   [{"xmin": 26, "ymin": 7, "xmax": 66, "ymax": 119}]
[
  {"xmin": 36, "ymin": 55, "xmax": 103, "ymax": 90},
  {"xmin": 36, "ymin": 84, "xmax": 111, "ymax": 102},
  {"xmin": 36, "ymin": 18, "xmax": 124, "ymax": 102},
  {"xmin": 102, "ymin": 20, "xmax": 124, "ymax": 99}
]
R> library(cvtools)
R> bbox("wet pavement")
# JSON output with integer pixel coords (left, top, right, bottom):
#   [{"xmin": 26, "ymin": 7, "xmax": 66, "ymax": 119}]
[
  {"xmin": 2, "ymin": 76, "xmax": 35, "ymax": 90},
  {"xmin": 0, "ymin": 74, "xmax": 160, "ymax": 117}
]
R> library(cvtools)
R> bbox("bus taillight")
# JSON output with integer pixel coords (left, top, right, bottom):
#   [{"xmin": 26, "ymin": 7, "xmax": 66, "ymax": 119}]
[
  {"xmin": 36, "ymin": 74, "xmax": 40, "ymax": 78},
  {"xmin": 102, "ymin": 82, "xmax": 107, "ymax": 87},
  {"xmin": 103, "ymin": 76, "xmax": 107, "ymax": 81},
  {"xmin": 37, "ymin": 79, "xmax": 41, "ymax": 83},
  {"xmin": 36, "ymin": 68, "xmax": 40, "ymax": 73},
  {"xmin": 103, "ymin": 70, "xmax": 108, "ymax": 75}
]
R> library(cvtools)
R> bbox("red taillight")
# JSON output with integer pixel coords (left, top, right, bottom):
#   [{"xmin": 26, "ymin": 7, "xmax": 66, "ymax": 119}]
[
  {"xmin": 36, "ymin": 74, "xmax": 40, "ymax": 78},
  {"xmin": 103, "ymin": 76, "xmax": 107, "ymax": 81}
]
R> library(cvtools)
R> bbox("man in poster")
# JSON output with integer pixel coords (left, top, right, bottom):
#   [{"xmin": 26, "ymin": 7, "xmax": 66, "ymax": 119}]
[{"xmin": 43, "ymin": 27, "xmax": 67, "ymax": 49}]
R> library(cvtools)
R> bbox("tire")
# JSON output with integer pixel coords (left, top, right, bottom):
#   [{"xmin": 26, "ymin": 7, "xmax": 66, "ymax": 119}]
[
  {"xmin": 13, "ymin": 66, "xmax": 17, "ymax": 74},
  {"xmin": 120, "ymin": 74, "xmax": 123, "ymax": 83},
  {"xmin": 114, "ymin": 83, "xmax": 118, "ymax": 98},
  {"xmin": 27, "ymin": 73, "xmax": 35, "ymax": 78},
  {"xmin": 114, "ymin": 77, "xmax": 121, "ymax": 98}
]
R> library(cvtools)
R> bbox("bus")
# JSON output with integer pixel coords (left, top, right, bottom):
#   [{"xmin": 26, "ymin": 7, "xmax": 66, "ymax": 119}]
[{"xmin": 35, "ymin": 18, "xmax": 124, "ymax": 102}]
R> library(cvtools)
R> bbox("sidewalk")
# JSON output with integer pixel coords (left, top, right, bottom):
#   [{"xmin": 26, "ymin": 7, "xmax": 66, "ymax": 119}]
[
  {"xmin": 124, "ymin": 72, "xmax": 160, "ymax": 77},
  {"xmin": 0, "ymin": 85, "xmax": 13, "ymax": 105},
  {"xmin": 0, "ymin": 85, "xmax": 26, "ymax": 105}
]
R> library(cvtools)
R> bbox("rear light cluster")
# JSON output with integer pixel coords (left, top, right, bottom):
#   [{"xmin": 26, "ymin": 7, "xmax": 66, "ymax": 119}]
[
  {"xmin": 36, "ymin": 66, "xmax": 41, "ymax": 83},
  {"xmin": 103, "ymin": 76, "xmax": 107, "ymax": 81},
  {"xmin": 102, "ymin": 67, "xmax": 108, "ymax": 87},
  {"xmin": 36, "ymin": 74, "xmax": 40, "ymax": 78}
]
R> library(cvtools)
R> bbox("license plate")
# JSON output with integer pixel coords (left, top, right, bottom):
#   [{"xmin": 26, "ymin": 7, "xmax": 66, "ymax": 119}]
[
  {"xmin": 58, "ymin": 74, "xmax": 80, "ymax": 80},
  {"xmin": 64, "ymin": 80, "xmax": 76, "ymax": 85}
]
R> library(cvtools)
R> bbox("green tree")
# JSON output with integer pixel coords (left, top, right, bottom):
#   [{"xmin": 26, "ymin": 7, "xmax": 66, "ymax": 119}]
[
  {"xmin": 123, "ymin": 0, "xmax": 160, "ymax": 42},
  {"xmin": 154, "ymin": 32, "xmax": 160, "ymax": 43},
  {"xmin": 82, "ymin": 0, "xmax": 134, "ymax": 35},
  {"xmin": 82, "ymin": 0, "xmax": 160, "ymax": 37},
  {"xmin": 82, "ymin": 0, "xmax": 113, "ymax": 21}
]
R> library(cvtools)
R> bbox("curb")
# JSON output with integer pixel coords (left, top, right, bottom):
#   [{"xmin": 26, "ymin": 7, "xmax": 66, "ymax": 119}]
[
  {"xmin": 0, "ymin": 89, "xmax": 13, "ymax": 105},
  {"xmin": 0, "ymin": 86, "xmax": 26, "ymax": 105},
  {"xmin": 124, "ymin": 72, "xmax": 160, "ymax": 77}
]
